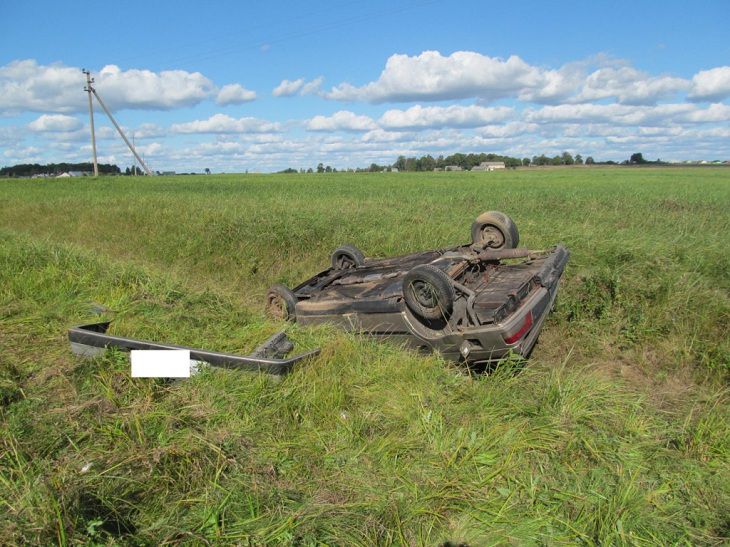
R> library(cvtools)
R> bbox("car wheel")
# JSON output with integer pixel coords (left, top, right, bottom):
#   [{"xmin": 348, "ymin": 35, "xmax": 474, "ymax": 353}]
[
  {"xmin": 331, "ymin": 244, "xmax": 365, "ymax": 270},
  {"xmin": 266, "ymin": 284, "xmax": 297, "ymax": 322},
  {"xmin": 402, "ymin": 265, "xmax": 455, "ymax": 321},
  {"xmin": 471, "ymin": 211, "xmax": 519, "ymax": 249}
]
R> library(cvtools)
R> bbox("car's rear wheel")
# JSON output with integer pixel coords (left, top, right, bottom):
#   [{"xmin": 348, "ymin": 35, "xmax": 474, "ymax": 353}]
[
  {"xmin": 266, "ymin": 284, "xmax": 297, "ymax": 322},
  {"xmin": 471, "ymin": 211, "xmax": 519, "ymax": 249},
  {"xmin": 331, "ymin": 244, "xmax": 365, "ymax": 270},
  {"xmin": 402, "ymin": 265, "xmax": 455, "ymax": 321}
]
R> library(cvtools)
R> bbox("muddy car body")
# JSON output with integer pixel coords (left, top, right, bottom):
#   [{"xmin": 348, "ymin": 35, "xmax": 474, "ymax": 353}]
[{"xmin": 267, "ymin": 212, "xmax": 569, "ymax": 365}]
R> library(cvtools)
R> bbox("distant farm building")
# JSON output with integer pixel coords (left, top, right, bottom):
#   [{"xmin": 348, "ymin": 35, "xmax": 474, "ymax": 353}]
[
  {"xmin": 471, "ymin": 161, "xmax": 505, "ymax": 171},
  {"xmin": 56, "ymin": 171, "xmax": 90, "ymax": 178},
  {"xmin": 444, "ymin": 165, "xmax": 463, "ymax": 171}
]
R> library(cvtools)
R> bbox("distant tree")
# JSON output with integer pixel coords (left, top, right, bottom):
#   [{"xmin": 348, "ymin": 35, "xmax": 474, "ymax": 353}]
[
  {"xmin": 204, "ymin": 168, "xmax": 211, "ymax": 175},
  {"xmin": 585, "ymin": 156, "xmax": 595, "ymax": 165},
  {"xmin": 522, "ymin": 157, "xmax": 530, "ymax": 166},
  {"xmin": 630, "ymin": 152, "xmax": 645, "ymax": 164},
  {"xmin": 574, "ymin": 154, "xmax": 583, "ymax": 165},
  {"xmin": 325, "ymin": 165, "xmax": 332, "ymax": 173},
  {"xmin": 125, "ymin": 167, "xmax": 131, "ymax": 175},
  {"xmin": 551, "ymin": 155, "xmax": 563, "ymax": 166},
  {"xmin": 561, "ymin": 152, "xmax": 574, "ymax": 165},
  {"xmin": 306, "ymin": 167, "xmax": 313, "ymax": 173},
  {"xmin": 316, "ymin": 163, "xmax": 325, "ymax": 173}
]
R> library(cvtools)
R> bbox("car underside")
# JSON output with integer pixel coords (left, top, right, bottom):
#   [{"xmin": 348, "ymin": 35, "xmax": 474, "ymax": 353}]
[{"xmin": 267, "ymin": 211, "xmax": 569, "ymax": 365}]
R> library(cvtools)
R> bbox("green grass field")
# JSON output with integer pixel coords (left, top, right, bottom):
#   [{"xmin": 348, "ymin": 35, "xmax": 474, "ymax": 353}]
[{"xmin": 1, "ymin": 167, "xmax": 728, "ymax": 544}]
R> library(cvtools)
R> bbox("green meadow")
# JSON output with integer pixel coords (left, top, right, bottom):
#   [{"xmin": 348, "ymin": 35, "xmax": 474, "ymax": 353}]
[{"xmin": 1, "ymin": 167, "xmax": 728, "ymax": 544}]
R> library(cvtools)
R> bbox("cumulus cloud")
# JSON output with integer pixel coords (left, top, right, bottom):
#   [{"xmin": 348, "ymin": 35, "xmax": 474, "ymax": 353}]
[
  {"xmin": 130, "ymin": 123, "xmax": 166, "ymax": 139},
  {"xmin": 379, "ymin": 104, "xmax": 513, "ymax": 130},
  {"xmin": 216, "ymin": 83, "xmax": 256, "ymax": 105},
  {"xmin": 28, "ymin": 114, "xmax": 82, "ymax": 132},
  {"xmin": 322, "ymin": 50, "xmax": 718, "ymax": 106},
  {"xmin": 688, "ymin": 66, "xmax": 730, "ymax": 101},
  {"xmin": 273, "ymin": 77, "xmax": 323, "ymax": 97},
  {"xmin": 680, "ymin": 102, "xmax": 730, "ymax": 123},
  {"xmin": 573, "ymin": 66, "xmax": 689, "ymax": 105},
  {"xmin": 93, "ymin": 64, "xmax": 214, "ymax": 110},
  {"xmin": 525, "ymin": 103, "xmax": 696, "ymax": 125},
  {"xmin": 170, "ymin": 113, "xmax": 281, "ymax": 134},
  {"xmin": 324, "ymin": 51, "xmax": 543, "ymax": 103},
  {"xmin": 0, "ymin": 59, "xmax": 255, "ymax": 113},
  {"xmin": 305, "ymin": 110, "xmax": 377, "ymax": 132}
]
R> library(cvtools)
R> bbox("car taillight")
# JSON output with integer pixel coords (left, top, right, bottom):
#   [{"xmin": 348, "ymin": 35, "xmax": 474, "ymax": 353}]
[{"xmin": 503, "ymin": 311, "xmax": 533, "ymax": 344}]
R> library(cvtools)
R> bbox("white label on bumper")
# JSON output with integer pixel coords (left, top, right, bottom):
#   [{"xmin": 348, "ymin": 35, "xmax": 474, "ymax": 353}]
[{"xmin": 131, "ymin": 350, "xmax": 191, "ymax": 378}]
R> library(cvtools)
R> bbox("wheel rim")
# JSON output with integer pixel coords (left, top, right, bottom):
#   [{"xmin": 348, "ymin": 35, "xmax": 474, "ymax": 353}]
[
  {"xmin": 335, "ymin": 254, "xmax": 356, "ymax": 269},
  {"xmin": 409, "ymin": 280, "xmax": 439, "ymax": 311},
  {"xmin": 478, "ymin": 224, "xmax": 505, "ymax": 248},
  {"xmin": 267, "ymin": 294, "xmax": 287, "ymax": 319}
]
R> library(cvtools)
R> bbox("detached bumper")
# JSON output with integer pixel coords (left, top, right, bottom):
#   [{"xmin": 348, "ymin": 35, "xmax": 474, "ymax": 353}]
[{"xmin": 68, "ymin": 322, "xmax": 319, "ymax": 375}]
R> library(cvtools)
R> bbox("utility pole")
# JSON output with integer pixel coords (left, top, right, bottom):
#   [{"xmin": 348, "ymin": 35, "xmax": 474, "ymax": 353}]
[
  {"xmin": 82, "ymin": 69, "xmax": 99, "ymax": 177},
  {"xmin": 83, "ymin": 70, "xmax": 153, "ymax": 176}
]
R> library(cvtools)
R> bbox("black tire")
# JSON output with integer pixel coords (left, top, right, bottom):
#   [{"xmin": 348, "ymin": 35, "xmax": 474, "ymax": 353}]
[
  {"xmin": 266, "ymin": 284, "xmax": 297, "ymax": 322},
  {"xmin": 471, "ymin": 211, "xmax": 519, "ymax": 249},
  {"xmin": 331, "ymin": 244, "xmax": 365, "ymax": 270},
  {"xmin": 402, "ymin": 264, "xmax": 456, "ymax": 321}
]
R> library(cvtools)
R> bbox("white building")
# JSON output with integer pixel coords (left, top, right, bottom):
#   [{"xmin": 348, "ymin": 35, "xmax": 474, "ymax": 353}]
[{"xmin": 472, "ymin": 161, "xmax": 506, "ymax": 171}]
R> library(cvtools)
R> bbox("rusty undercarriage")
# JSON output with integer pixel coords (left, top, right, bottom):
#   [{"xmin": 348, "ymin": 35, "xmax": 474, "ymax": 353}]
[{"xmin": 267, "ymin": 211, "xmax": 569, "ymax": 365}]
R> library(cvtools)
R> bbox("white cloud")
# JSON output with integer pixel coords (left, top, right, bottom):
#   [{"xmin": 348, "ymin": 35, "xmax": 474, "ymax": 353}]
[
  {"xmin": 216, "ymin": 83, "xmax": 256, "ymax": 105},
  {"xmin": 273, "ymin": 77, "xmax": 323, "ymax": 97},
  {"xmin": 324, "ymin": 50, "xmax": 543, "ymax": 102},
  {"xmin": 573, "ymin": 66, "xmax": 689, "ymax": 105},
  {"xmin": 136, "ymin": 142, "xmax": 163, "ymax": 156},
  {"xmin": 28, "ymin": 114, "xmax": 82, "ymax": 132},
  {"xmin": 305, "ymin": 110, "xmax": 377, "ymax": 132},
  {"xmin": 688, "ymin": 66, "xmax": 730, "ymax": 101},
  {"xmin": 525, "ymin": 103, "xmax": 697, "ymax": 125},
  {"xmin": 130, "ymin": 123, "xmax": 166, "ymax": 139},
  {"xmin": 170, "ymin": 113, "xmax": 282, "ymax": 134},
  {"xmin": 680, "ymin": 102, "xmax": 730, "ymax": 123},
  {"xmin": 0, "ymin": 60, "xmax": 87, "ymax": 113},
  {"xmin": 3, "ymin": 145, "xmax": 41, "ymax": 160},
  {"xmin": 322, "ymin": 50, "xmax": 710, "ymax": 106},
  {"xmin": 379, "ymin": 104, "xmax": 513, "ymax": 130},
  {"xmin": 94, "ymin": 64, "xmax": 215, "ymax": 110},
  {"xmin": 476, "ymin": 122, "xmax": 539, "ymax": 138},
  {"xmin": 0, "ymin": 59, "xmax": 255, "ymax": 113}
]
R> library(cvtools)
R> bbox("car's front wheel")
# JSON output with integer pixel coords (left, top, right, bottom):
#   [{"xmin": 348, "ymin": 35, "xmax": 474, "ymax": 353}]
[
  {"xmin": 402, "ymin": 265, "xmax": 455, "ymax": 321},
  {"xmin": 266, "ymin": 284, "xmax": 297, "ymax": 322},
  {"xmin": 471, "ymin": 211, "xmax": 519, "ymax": 249}
]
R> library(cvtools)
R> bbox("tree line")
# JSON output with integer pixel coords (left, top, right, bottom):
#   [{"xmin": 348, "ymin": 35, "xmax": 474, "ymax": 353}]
[
  {"xmin": 0, "ymin": 163, "xmax": 121, "ymax": 177},
  {"xmin": 287, "ymin": 152, "xmax": 622, "ymax": 174}
]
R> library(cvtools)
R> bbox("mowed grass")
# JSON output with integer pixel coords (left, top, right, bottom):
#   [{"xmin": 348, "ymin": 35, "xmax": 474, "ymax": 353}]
[{"xmin": 0, "ymin": 167, "xmax": 728, "ymax": 544}]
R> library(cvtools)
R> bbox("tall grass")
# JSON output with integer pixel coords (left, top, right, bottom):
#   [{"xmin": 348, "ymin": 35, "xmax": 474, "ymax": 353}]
[{"xmin": 1, "ymin": 168, "xmax": 728, "ymax": 544}]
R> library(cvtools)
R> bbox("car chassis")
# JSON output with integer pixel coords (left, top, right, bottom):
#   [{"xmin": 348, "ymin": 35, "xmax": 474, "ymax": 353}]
[{"xmin": 267, "ymin": 211, "xmax": 569, "ymax": 365}]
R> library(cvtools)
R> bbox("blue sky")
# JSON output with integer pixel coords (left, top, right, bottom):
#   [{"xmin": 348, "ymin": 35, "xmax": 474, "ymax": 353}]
[{"xmin": 1, "ymin": 0, "xmax": 729, "ymax": 172}]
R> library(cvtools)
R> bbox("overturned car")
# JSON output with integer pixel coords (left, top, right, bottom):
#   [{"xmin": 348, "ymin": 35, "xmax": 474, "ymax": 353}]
[{"xmin": 267, "ymin": 211, "xmax": 569, "ymax": 366}]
